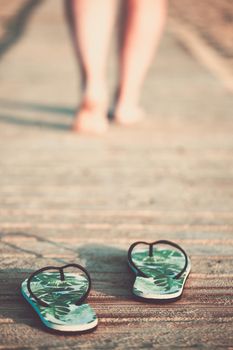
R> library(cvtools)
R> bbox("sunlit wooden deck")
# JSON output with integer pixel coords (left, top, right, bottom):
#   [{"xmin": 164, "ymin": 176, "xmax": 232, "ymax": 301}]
[{"xmin": 0, "ymin": 0, "xmax": 232, "ymax": 348}]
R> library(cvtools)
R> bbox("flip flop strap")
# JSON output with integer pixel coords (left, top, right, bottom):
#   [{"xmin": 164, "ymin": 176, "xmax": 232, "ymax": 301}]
[
  {"xmin": 27, "ymin": 263, "xmax": 91, "ymax": 307},
  {"xmin": 128, "ymin": 240, "xmax": 188, "ymax": 279}
]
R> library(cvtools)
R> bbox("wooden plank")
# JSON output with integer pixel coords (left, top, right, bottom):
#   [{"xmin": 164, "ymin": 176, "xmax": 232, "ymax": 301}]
[{"xmin": 0, "ymin": 0, "xmax": 233, "ymax": 348}]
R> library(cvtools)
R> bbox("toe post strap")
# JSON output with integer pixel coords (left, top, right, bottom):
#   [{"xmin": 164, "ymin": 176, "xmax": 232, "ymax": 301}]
[
  {"xmin": 128, "ymin": 240, "xmax": 188, "ymax": 279},
  {"xmin": 27, "ymin": 263, "xmax": 91, "ymax": 307}
]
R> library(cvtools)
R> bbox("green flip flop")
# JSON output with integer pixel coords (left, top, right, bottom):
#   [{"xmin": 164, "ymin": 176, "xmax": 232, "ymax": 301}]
[
  {"xmin": 128, "ymin": 240, "xmax": 191, "ymax": 301},
  {"xmin": 21, "ymin": 263, "xmax": 98, "ymax": 332}
]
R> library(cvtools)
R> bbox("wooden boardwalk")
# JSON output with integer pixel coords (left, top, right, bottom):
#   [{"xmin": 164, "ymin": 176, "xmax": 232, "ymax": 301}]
[{"xmin": 0, "ymin": 1, "xmax": 233, "ymax": 348}]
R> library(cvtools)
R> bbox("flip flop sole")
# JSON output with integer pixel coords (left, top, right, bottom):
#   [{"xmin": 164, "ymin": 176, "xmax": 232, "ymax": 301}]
[
  {"xmin": 21, "ymin": 272, "xmax": 98, "ymax": 332},
  {"xmin": 128, "ymin": 248, "xmax": 191, "ymax": 301}
]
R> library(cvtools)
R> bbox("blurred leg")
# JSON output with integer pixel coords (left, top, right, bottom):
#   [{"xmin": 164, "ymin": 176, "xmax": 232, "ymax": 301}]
[
  {"xmin": 66, "ymin": 0, "xmax": 117, "ymax": 134},
  {"xmin": 115, "ymin": 0, "xmax": 167, "ymax": 125}
]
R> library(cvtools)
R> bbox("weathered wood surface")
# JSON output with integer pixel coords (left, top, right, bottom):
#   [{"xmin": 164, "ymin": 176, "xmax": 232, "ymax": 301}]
[{"xmin": 0, "ymin": 0, "xmax": 233, "ymax": 349}]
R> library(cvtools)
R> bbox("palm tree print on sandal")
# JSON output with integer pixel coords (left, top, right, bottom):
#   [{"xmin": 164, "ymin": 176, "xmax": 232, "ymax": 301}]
[
  {"xmin": 128, "ymin": 240, "xmax": 191, "ymax": 301},
  {"xmin": 21, "ymin": 264, "xmax": 98, "ymax": 332}
]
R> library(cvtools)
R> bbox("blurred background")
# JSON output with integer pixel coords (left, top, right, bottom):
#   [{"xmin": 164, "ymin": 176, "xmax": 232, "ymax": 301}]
[
  {"xmin": 0, "ymin": 0, "xmax": 232, "ymax": 124},
  {"xmin": 0, "ymin": 1, "xmax": 233, "ymax": 348},
  {"xmin": 0, "ymin": 0, "xmax": 232, "ymax": 120},
  {"xmin": 171, "ymin": 0, "xmax": 233, "ymax": 64},
  {"xmin": 1, "ymin": 1, "xmax": 233, "ymax": 61}
]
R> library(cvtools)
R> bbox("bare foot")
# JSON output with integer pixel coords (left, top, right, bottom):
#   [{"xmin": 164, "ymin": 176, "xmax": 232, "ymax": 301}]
[
  {"xmin": 72, "ymin": 100, "xmax": 108, "ymax": 135},
  {"xmin": 114, "ymin": 105, "xmax": 146, "ymax": 126}
]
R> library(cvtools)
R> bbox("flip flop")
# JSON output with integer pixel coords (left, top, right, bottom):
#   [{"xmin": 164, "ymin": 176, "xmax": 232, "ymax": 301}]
[
  {"xmin": 128, "ymin": 240, "xmax": 191, "ymax": 301},
  {"xmin": 21, "ymin": 263, "xmax": 98, "ymax": 332}
]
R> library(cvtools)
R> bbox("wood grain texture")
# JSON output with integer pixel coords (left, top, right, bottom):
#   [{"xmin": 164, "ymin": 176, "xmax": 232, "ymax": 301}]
[{"xmin": 0, "ymin": 0, "xmax": 233, "ymax": 348}]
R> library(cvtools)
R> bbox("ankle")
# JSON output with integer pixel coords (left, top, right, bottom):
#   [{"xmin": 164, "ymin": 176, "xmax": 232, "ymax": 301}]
[
  {"xmin": 115, "ymin": 100, "xmax": 140, "ymax": 115},
  {"xmin": 115, "ymin": 86, "xmax": 140, "ymax": 110},
  {"xmin": 82, "ymin": 81, "xmax": 107, "ymax": 105}
]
